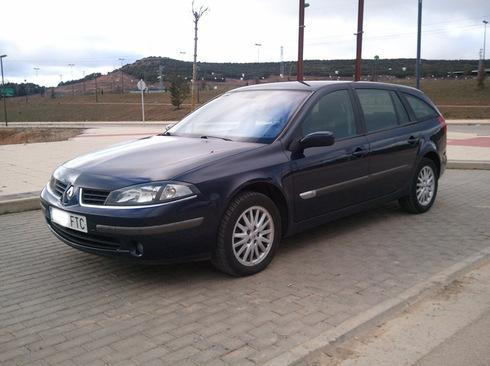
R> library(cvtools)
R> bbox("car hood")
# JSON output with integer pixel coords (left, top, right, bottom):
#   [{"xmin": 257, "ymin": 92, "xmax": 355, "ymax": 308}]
[{"xmin": 59, "ymin": 135, "xmax": 261, "ymax": 189}]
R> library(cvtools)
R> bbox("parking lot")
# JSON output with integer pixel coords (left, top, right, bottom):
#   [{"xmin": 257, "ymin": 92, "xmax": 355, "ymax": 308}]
[{"xmin": 1, "ymin": 169, "xmax": 489, "ymax": 365}]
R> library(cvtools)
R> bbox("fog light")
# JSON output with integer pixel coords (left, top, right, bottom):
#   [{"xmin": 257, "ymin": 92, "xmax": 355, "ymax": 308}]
[{"xmin": 132, "ymin": 243, "xmax": 144, "ymax": 257}]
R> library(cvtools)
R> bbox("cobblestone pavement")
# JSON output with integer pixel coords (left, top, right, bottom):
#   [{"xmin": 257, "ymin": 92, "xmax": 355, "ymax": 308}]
[{"xmin": 1, "ymin": 170, "xmax": 489, "ymax": 366}]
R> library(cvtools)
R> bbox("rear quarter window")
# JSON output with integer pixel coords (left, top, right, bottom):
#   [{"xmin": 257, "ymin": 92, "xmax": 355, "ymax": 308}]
[{"xmin": 403, "ymin": 93, "xmax": 439, "ymax": 121}]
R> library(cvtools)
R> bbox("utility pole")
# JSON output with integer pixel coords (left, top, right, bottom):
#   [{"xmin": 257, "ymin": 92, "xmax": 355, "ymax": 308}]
[
  {"xmin": 415, "ymin": 0, "xmax": 423, "ymax": 89},
  {"xmin": 191, "ymin": 1, "xmax": 208, "ymax": 111},
  {"xmin": 297, "ymin": 0, "xmax": 308, "ymax": 82},
  {"xmin": 82, "ymin": 70, "xmax": 86, "ymax": 94},
  {"xmin": 354, "ymin": 0, "xmax": 364, "ymax": 81},
  {"xmin": 118, "ymin": 58, "xmax": 125, "ymax": 94},
  {"xmin": 68, "ymin": 63, "xmax": 75, "ymax": 96},
  {"xmin": 0, "ymin": 54, "xmax": 7, "ymax": 126}
]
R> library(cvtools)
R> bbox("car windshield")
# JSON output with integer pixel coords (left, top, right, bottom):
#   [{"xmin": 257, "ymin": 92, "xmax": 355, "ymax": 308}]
[{"xmin": 168, "ymin": 90, "xmax": 310, "ymax": 143}]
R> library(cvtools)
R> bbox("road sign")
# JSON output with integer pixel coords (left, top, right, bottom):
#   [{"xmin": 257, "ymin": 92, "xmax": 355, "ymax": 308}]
[
  {"xmin": 137, "ymin": 79, "xmax": 146, "ymax": 91},
  {"xmin": 137, "ymin": 79, "xmax": 146, "ymax": 122},
  {"xmin": 0, "ymin": 87, "xmax": 14, "ymax": 97}
]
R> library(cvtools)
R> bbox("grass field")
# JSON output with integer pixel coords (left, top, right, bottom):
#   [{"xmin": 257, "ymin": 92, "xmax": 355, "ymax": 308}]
[{"xmin": 0, "ymin": 79, "xmax": 489, "ymax": 122}]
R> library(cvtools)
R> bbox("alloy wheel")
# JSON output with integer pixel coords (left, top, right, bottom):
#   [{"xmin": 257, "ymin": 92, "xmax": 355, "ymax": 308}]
[
  {"xmin": 416, "ymin": 165, "xmax": 435, "ymax": 206},
  {"xmin": 232, "ymin": 206, "xmax": 274, "ymax": 266}
]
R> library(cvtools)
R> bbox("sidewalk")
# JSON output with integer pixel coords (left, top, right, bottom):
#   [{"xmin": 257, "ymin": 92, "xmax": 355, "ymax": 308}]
[
  {"xmin": 305, "ymin": 259, "xmax": 490, "ymax": 366},
  {"xmin": 0, "ymin": 122, "xmax": 489, "ymax": 201}
]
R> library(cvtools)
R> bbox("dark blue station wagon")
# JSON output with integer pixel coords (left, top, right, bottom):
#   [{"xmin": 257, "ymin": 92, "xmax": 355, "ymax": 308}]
[{"xmin": 41, "ymin": 81, "xmax": 447, "ymax": 276}]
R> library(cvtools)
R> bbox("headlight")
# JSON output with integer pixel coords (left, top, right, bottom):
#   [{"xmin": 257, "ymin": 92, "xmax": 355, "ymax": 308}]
[{"xmin": 105, "ymin": 182, "xmax": 197, "ymax": 206}]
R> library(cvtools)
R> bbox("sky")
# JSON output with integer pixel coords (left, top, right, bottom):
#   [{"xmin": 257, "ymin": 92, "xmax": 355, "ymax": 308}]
[{"xmin": 1, "ymin": 0, "xmax": 489, "ymax": 86}]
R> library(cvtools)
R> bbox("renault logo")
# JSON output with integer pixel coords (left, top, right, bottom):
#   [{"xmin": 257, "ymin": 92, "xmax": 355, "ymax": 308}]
[{"xmin": 65, "ymin": 186, "xmax": 74, "ymax": 199}]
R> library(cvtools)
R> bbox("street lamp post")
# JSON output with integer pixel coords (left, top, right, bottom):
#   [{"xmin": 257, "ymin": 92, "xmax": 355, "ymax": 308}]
[
  {"xmin": 254, "ymin": 43, "xmax": 262, "ymax": 63},
  {"xmin": 483, "ymin": 20, "xmax": 488, "ymax": 64},
  {"xmin": 118, "ymin": 58, "xmax": 125, "ymax": 94},
  {"xmin": 68, "ymin": 63, "xmax": 75, "ymax": 96},
  {"xmin": 0, "ymin": 54, "xmax": 7, "ymax": 126},
  {"xmin": 478, "ymin": 20, "xmax": 488, "ymax": 87}
]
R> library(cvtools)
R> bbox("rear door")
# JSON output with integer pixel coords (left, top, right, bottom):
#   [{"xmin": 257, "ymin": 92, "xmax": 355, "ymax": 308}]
[
  {"xmin": 353, "ymin": 87, "xmax": 419, "ymax": 199},
  {"xmin": 290, "ymin": 88, "xmax": 370, "ymax": 221}
]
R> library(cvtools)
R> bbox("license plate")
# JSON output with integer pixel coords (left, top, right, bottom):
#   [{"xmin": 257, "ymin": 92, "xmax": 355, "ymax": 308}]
[{"xmin": 50, "ymin": 207, "xmax": 88, "ymax": 233}]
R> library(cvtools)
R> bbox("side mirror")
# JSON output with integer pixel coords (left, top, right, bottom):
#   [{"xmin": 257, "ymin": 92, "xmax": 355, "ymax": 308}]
[{"xmin": 289, "ymin": 131, "xmax": 335, "ymax": 152}]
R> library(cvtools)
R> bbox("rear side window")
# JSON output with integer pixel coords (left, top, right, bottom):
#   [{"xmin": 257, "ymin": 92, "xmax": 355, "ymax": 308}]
[
  {"xmin": 301, "ymin": 90, "xmax": 357, "ymax": 140},
  {"xmin": 391, "ymin": 92, "xmax": 410, "ymax": 124},
  {"xmin": 403, "ymin": 94, "xmax": 439, "ymax": 121},
  {"xmin": 356, "ymin": 89, "xmax": 398, "ymax": 132}
]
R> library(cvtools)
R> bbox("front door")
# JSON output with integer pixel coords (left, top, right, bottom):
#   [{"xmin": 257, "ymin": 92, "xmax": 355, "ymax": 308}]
[{"xmin": 290, "ymin": 89, "xmax": 370, "ymax": 222}]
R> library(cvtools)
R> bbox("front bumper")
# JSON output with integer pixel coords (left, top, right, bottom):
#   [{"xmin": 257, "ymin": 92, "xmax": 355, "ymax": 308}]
[{"xmin": 40, "ymin": 186, "xmax": 216, "ymax": 263}]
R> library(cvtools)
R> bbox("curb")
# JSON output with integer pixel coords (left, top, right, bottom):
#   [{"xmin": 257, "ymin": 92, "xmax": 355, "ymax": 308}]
[
  {"xmin": 0, "ymin": 196, "xmax": 40, "ymax": 215},
  {"xmin": 264, "ymin": 246, "xmax": 490, "ymax": 366},
  {"xmin": 1, "ymin": 121, "xmax": 175, "ymax": 128},
  {"xmin": 447, "ymin": 160, "xmax": 490, "ymax": 170}
]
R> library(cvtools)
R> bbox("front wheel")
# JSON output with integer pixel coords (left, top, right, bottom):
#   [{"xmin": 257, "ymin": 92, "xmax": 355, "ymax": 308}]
[
  {"xmin": 211, "ymin": 191, "xmax": 281, "ymax": 276},
  {"xmin": 399, "ymin": 158, "xmax": 438, "ymax": 214}
]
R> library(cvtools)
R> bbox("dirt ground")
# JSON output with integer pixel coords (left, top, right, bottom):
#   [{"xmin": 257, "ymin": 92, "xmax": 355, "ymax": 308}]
[
  {"xmin": 0, "ymin": 128, "xmax": 84, "ymax": 145},
  {"xmin": 0, "ymin": 78, "xmax": 489, "ymax": 122}
]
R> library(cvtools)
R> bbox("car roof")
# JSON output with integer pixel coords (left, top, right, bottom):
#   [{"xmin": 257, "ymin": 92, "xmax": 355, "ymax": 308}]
[{"xmin": 230, "ymin": 80, "xmax": 423, "ymax": 95}]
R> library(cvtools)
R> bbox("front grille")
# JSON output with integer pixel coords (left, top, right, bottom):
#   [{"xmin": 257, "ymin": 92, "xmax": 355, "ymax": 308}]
[
  {"xmin": 81, "ymin": 188, "xmax": 110, "ymax": 206},
  {"xmin": 50, "ymin": 222, "xmax": 120, "ymax": 251},
  {"xmin": 52, "ymin": 179, "xmax": 68, "ymax": 197}
]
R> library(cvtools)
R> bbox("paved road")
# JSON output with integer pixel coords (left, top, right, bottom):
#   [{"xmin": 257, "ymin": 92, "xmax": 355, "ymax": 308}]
[{"xmin": 0, "ymin": 170, "xmax": 489, "ymax": 365}]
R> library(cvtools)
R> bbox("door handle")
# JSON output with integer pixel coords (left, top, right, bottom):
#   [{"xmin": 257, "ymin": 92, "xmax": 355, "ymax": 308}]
[
  {"xmin": 351, "ymin": 147, "xmax": 367, "ymax": 159},
  {"xmin": 407, "ymin": 136, "xmax": 419, "ymax": 145}
]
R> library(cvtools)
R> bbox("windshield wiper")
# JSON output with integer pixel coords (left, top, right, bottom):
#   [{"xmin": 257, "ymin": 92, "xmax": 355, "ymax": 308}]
[{"xmin": 200, "ymin": 135, "xmax": 232, "ymax": 141}]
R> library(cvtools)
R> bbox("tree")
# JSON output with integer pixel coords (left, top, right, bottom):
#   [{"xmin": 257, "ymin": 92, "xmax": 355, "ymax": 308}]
[
  {"xmin": 168, "ymin": 76, "xmax": 190, "ymax": 109},
  {"xmin": 191, "ymin": 0, "xmax": 209, "ymax": 110}
]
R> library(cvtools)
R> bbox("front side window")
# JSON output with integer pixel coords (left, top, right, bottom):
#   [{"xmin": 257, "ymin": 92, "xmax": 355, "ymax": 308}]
[
  {"xmin": 301, "ymin": 90, "xmax": 357, "ymax": 140},
  {"xmin": 356, "ymin": 89, "xmax": 398, "ymax": 132},
  {"xmin": 403, "ymin": 93, "xmax": 439, "ymax": 121},
  {"xmin": 169, "ymin": 90, "xmax": 309, "ymax": 143}
]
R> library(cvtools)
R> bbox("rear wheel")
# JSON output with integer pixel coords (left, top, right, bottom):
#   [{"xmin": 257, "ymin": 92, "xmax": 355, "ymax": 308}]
[
  {"xmin": 399, "ymin": 158, "xmax": 438, "ymax": 214},
  {"xmin": 211, "ymin": 191, "xmax": 281, "ymax": 276}
]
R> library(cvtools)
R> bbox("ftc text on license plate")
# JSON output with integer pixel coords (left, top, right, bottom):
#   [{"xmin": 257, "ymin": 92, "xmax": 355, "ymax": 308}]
[{"xmin": 50, "ymin": 207, "xmax": 88, "ymax": 233}]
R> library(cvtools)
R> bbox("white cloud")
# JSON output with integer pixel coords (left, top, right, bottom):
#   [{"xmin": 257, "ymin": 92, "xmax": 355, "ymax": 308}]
[{"xmin": 1, "ymin": 0, "xmax": 488, "ymax": 86}]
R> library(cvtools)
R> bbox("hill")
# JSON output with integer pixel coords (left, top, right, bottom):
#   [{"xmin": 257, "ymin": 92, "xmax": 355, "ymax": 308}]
[{"xmin": 120, "ymin": 57, "xmax": 480, "ymax": 82}]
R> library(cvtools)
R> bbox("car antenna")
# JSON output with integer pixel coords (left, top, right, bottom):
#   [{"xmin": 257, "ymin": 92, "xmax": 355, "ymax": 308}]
[{"xmin": 297, "ymin": 80, "xmax": 310, "ymax": 86}]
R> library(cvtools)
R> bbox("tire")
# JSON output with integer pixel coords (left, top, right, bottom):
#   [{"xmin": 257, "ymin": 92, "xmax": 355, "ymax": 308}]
[
  {"xmin": 399, "ymin": 158, "xmax": 438, "ymax": 214},
  {"xmin": 211, "ymin": 191, "xmax": 282, "ymax": 276}
]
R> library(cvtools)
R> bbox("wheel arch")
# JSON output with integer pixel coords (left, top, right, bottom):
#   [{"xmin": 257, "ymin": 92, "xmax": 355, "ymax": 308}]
[
  {"xmin": 227, "ymin": 180, "xmax": 290, "ymax": 236},
  {"xmin": 422, "ymin": 150, "xmax": 441, "ymax": 177}
]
